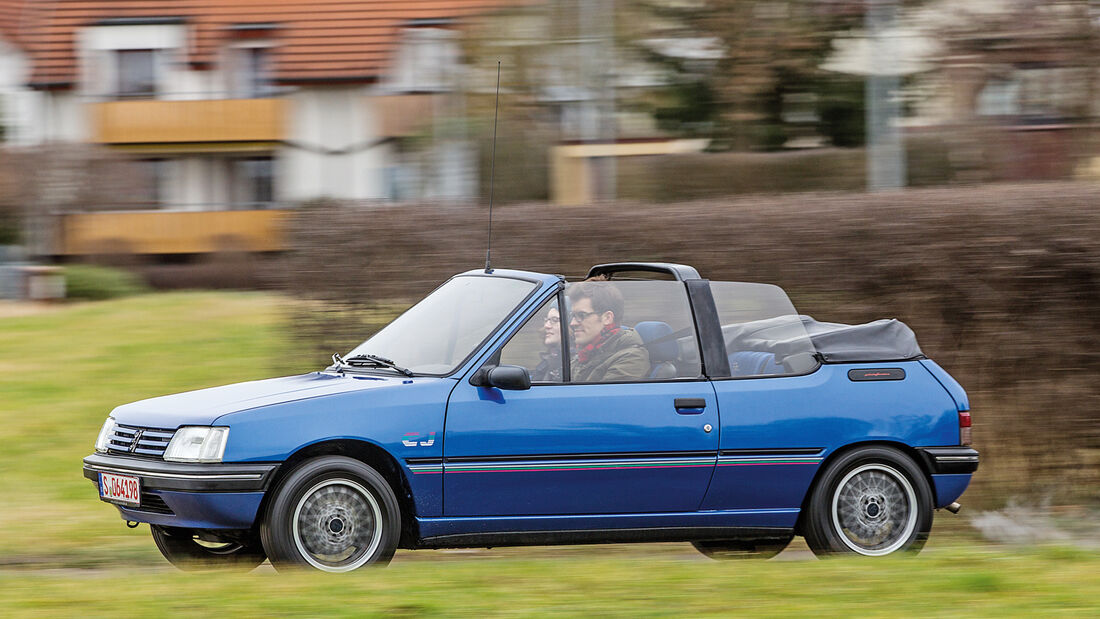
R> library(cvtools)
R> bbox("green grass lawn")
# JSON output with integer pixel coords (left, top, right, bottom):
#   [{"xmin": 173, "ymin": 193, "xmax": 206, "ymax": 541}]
[
  {"xmin": 0, "ymin": 292, "xmax": 1097, "ymax": 617},
  {"xmin": 1, "ymin": 546, "xmax": 1098, "ymax": 617},
  {"xmin": 0, "ymin": 292, "xmax": 302, "ymax": 565}
]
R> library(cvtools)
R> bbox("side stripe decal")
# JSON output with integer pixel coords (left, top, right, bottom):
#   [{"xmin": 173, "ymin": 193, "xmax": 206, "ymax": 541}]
[
  {"xmin": 445, "ymin": 459, "xmax": 715, "ymax": 474},
  {"xmin": 406, "ymin": 451, "xmax": 824, "ymax": 475},
  {"xmin": 717, "ymin": 451, "xmax": 823, "ymax": 467}
]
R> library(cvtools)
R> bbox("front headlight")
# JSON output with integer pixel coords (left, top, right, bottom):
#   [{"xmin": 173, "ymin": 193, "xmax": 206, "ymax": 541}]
[
  {"xmin": 163, "ymin": 427, "xmax": 229, "ymax": 463},
  {"xmin": 94, "ymin": 417, "xmax": 116, "ymax": 453}
]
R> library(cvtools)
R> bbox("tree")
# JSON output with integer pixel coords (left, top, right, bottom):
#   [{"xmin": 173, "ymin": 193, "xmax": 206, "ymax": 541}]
[{"xmin": 636, "ymin": 1, "xmax": 867, "ymax": 150}]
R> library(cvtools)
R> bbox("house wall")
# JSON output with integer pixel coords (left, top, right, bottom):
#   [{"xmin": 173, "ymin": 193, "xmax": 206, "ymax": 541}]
[
  {"xmin": 0, "ymin": 35, "xmax": 32, "ymax": 145},
  {"xmin": 281, "ymin": 86, "xmax": 386, "ymax": 201},
  {"xmin": 32, "ymin": 92, "xmax": 87, "ymax": 142}
]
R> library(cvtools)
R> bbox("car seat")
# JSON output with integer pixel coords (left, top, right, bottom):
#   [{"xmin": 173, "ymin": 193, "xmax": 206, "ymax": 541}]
[{"xmin": 634, "ymin": 321, "xmax": 679, "ymax": 379}]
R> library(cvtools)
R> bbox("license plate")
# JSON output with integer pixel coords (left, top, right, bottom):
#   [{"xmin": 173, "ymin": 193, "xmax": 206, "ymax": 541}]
[{"xmin": 99, "ymin": 472, "xmax": 141, "ymax": 506}]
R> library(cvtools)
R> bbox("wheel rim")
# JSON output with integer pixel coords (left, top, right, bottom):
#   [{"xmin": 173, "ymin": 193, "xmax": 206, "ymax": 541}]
[
  {"xmin": 831, "ymin": 463, "xmax": 917, "ymax": 556},
  {"xmin": 292, "ymin": 478, "xmax": 383, "ymax": 572}
]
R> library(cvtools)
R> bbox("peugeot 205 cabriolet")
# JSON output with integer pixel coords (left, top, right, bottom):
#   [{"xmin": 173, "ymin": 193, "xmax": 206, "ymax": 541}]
[{"xmin": 84, "ymin": 262, "xmax": 978, "ymax": 571}]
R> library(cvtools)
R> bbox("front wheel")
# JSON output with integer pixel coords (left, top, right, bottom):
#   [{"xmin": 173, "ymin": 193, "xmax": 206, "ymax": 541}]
[
  {"xmin": 802, "ymin": 446, "xmax": 933, "ymax": 557},
  {"xmin": 151, "ymin": 526, "xmax": 266, "ymax": 571},
  {"xmin": 260, "ymin": 456, "xmax": 401, "ymax": 572}
]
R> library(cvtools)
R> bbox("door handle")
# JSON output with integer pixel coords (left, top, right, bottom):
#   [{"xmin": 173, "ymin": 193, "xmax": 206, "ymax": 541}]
[{"xmin": 674, "ymin": 398, "xmax": 706, "ymax": 414}]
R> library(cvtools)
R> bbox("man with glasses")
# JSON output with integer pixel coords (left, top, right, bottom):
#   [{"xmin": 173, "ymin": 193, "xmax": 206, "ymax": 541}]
[{"xmin": 567, "ymin": 281, "xmax": 649, "ymax": 382}]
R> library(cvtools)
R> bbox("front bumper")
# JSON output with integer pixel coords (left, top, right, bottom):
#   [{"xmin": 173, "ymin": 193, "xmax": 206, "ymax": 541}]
[{"xmin": 83, "ymin": 453, "xmax": 279, "ymax": 529}]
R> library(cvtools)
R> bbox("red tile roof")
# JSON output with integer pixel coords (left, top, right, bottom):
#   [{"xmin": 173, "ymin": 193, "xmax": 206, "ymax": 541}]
[
  {"xmin": 0, "ymin": 0, "xmax": 29, "ymax": 47},
  {"xmin": 16, "ymin": 0, "xmax": 511, "ymax": 88}
]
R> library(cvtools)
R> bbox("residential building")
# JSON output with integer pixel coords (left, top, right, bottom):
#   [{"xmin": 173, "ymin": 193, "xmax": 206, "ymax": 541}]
[{"xmin": 5, "ymin": 0, "xmax": 508, "ymax": 215}]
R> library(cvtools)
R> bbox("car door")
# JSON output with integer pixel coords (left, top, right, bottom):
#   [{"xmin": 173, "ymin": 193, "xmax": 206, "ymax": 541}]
[
  {"xmin": 443, "ymin": 282, "xmax": 719, "ymax": 517},
  {"xmin": 698, "ymin": 282, "xmax": 828, "ymax": 514}
]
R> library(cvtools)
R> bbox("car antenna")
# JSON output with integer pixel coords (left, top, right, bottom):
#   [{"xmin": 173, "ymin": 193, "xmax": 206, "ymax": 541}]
[{"xmin": 484, "ymin": 60, "xmax": 501, "ymax": 274}]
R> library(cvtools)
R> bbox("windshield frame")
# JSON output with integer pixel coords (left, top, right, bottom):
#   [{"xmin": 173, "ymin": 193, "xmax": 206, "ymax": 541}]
[{"xmin": 336, "ymin": 272, "xmax": 546, "ymax": 379}]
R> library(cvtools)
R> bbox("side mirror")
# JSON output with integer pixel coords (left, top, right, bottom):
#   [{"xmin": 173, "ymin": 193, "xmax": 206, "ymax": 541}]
[{"xmin": 470, "ymin": 365, "xmax": 531, "ymax": 390}]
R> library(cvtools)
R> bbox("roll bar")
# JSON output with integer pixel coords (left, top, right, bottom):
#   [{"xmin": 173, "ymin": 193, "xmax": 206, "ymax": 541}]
[{"xmin": 585, "ymin": 262, "xmax": 702, "ymax": 281}]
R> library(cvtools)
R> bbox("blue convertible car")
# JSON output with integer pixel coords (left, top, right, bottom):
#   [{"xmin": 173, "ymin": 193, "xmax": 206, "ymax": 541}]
[{"xmin": 83, "ymin": 262, "xmax": 977, "ymax": 571}]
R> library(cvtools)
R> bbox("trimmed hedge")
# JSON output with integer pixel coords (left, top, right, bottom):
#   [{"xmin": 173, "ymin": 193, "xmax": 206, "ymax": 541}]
[
  {"xmin": 64, "ymin": 264, "xmax": 149, "ymax": 300},
  {"xmin": 279, "ymin": 181, "xmax": 1100, "ymax": 505}
]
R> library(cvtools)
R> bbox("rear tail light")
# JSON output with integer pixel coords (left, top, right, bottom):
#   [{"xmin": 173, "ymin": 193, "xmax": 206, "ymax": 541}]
[{"xmin": 959, "ymin": 410, "xmax": 972, "ymax": 445}]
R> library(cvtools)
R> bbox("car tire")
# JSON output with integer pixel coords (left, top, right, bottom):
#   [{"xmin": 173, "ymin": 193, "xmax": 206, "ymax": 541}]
[
  {"xmin": 802, "ymin": 446, "xmax": 933, "ymax": 557},
  {"xmin": 692, "ymin": 535, "xmax": 792, "ymax": 560},
  {"xmin": 150, "ymin": 525, "xmax": 266, "ymax": 571},
  {"xmin": 260, "ymin": 456, "xmax": 400, "ymax": 572}
]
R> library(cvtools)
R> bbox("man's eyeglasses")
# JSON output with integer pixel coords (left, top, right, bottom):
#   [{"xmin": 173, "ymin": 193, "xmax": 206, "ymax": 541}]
[{"xmin": 569, "ymin": 310, "xmax": 600, "ymax": 323}]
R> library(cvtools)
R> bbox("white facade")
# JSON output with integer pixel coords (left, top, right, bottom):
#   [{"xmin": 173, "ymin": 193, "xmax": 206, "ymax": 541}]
[
  {"xmin": 281, "ymin": 86, "xmax": 388, "ymax": 201},
  {"xmin": 376, "ymin": 27, "xmax": 476, "ymax": 201},
  {"xmin": 0, "ymin": 32, "xmax": 33, "ymax": 145}
]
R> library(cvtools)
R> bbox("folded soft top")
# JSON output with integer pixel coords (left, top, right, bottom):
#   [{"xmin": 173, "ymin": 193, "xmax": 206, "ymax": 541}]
[
  {"xmin": 721, "ymin": 315, "xmax": 925, "ymax": 363},
  {"xmin": 800, "ymin": 316, "xmax": 924, "ymax": 363}
]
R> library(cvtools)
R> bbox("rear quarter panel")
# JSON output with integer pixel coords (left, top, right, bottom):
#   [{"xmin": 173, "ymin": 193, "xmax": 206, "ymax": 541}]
[
  {"xmin": 702, "ymin": 361, "xmax": 960, "ymax": 512},
  {"xmin": 919, "ymin": 359, "xmax": 970, "ymax": 411}
]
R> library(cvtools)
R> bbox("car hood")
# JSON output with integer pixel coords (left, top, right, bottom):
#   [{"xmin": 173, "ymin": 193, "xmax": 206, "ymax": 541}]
[{"xmin": 109, "ymin": 372, "xmax": 436, "ymax": 428}]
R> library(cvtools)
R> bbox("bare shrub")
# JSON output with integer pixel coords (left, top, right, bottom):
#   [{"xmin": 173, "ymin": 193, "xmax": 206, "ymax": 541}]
[{"xmin": 0, "ymin": 144, "xmax": 168, "ymax": 255}]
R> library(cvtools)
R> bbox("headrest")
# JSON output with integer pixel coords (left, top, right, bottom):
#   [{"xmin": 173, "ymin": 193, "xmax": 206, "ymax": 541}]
[{"xmin": 634, "ymin": 321, "xmax": 677, "ymax": 362}]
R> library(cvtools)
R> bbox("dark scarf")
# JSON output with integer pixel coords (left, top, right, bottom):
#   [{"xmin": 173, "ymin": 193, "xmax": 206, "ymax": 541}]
[{"xmin": 576, "ymin": 325, "xmax": 621, "ymax": 363}]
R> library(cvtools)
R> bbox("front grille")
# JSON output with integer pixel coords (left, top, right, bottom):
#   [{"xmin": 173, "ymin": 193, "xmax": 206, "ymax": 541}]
[
  {"xmin": 107, "ymin": 424, "xmax": 175, "ymax": 458},
  {"xmin": 134, "ymin": 491, "xmax": 174, "ymax": 515}
]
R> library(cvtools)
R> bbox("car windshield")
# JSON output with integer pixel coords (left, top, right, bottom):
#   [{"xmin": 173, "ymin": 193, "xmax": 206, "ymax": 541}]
[{"xmin": 345, "ymin": 275, "xmax": 537, "ymax": 375}]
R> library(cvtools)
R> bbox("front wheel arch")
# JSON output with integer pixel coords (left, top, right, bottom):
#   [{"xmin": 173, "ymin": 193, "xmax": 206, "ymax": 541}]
[{"xmin": 258, "ymin": 439, "xmax": 420, "ymax": 548}]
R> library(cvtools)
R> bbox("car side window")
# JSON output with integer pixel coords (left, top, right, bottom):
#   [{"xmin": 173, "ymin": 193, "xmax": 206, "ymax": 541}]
[
  {"xmin": 710, "ymin": 282, "xmax": 818, "ymax": 378},
  {"xmin": 499, "ymin": 295, "xmax": 566, "ymax": 384},
  {"xmin": 566, "ymin": 280, "xmax": 701, "ymax": 383}
]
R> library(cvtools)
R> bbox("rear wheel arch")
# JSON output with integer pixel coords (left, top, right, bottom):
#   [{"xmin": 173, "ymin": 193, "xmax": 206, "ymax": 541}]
[
  {"xmin": 795, "ymin": 440, "xmax": 933, "ymax": 535},
  {"xmin": 263, "ymin": 439, "xmax": 420, "ymax": 548}
]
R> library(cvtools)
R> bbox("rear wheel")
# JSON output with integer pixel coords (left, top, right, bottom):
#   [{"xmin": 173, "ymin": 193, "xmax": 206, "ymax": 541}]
[
  {"xmin": 692, "ymin": 535, "xmax": 792, "ymax": 560},
  {"xmin": 802, "ymin": 446, "xmax": 933, "ymax": 557},
  {"xmin": 260, "ymin": 456, "xmax": 400, "ymax": 572},
  {"xmin": 150, "ymin": 526, "xmax": 266, "ymax": 571}
]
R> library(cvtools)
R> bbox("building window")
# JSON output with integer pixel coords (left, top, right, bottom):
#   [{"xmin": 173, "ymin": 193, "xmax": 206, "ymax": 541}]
[
  {"xmin": 231, "ymin": 47, "xmax": 274, "ymax": 98},
  {"xmin": 232, "ymin": 157, "xmax": 274, "ymax": 207},
  {"xmin": 138, "ymin": 159, "xmax": 166, "ymax": 207},
  {"xmin": 116, "ymin": 49, "xmax": 158, "ymax": 98},
  {"xmin": 392, "ymin": 28, "xmax": 458, "ymax": 92},
  {"xmin": 977, "ymin": 79, "xmax": 1021, "ymax": 117}
]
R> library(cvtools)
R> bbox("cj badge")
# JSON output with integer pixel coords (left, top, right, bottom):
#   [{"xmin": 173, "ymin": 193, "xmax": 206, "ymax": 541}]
[{"xmin": 402, "ymin": 432, "xmax": 436, "ymax": 447}]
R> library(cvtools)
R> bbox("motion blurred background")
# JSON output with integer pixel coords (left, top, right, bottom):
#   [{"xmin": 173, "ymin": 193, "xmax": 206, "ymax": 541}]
[{"xmin": 0, "ymin": 0, "xmax": 1098, "ymax": 600}]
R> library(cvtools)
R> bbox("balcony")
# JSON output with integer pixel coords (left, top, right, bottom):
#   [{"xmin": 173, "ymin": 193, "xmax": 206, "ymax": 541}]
[
  {"xmin": 91, "ymin": 98, "xmax": 288, "ymax": 145},
  {"xmin": 57, "ymin": 209, "xmax": 291, "ymax": 255}
]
